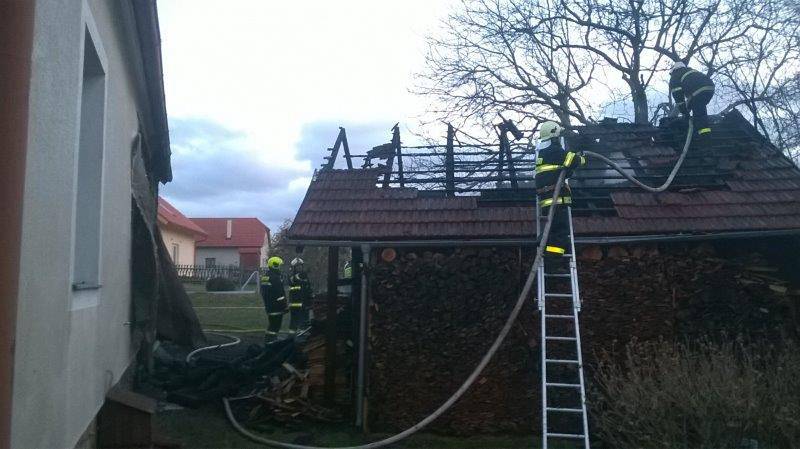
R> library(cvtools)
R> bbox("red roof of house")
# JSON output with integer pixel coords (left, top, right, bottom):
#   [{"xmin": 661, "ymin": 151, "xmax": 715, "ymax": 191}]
[
  {"xmin": 287, "ymin": 111, "xmax": 800, "ymax": 241},
  {"xmin": 158, "ymin": 197, "xmax": 207, "ymax": 237},
  {"xmin": 191, "ymin": 217, "xmax": 269, "ymax": 248}
]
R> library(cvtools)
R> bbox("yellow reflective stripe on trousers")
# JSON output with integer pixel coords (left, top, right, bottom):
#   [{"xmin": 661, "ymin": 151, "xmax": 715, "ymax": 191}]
[
  {"xmin": 698, "ymin": 127, "xmax": 711, "ymax": 135},
  {"xmin": 267, "ymin": 312, "xmax": 285, "ymax": 316},
  {"xmin": 563, "ymin": 152, "xmax": 575, "ymax": 167},
  {"xmin": 536, "ymin": 164, "xmax": 562, "ymax": 174},
  {"xmin": 546, "ymin": 246, "xmax": 566, "ymax": 254},
  {"xmin": 539, "ymin": 197, "xmax": 572, "ymax": 207},
  {"xmin": 289, "ymin": 303, "xmax": 304, "ymax": 309},
  {"xmin": 289, "ymin": 286, "xmax": 301, "ymax": 291},
  {"xmin": 671, "ymin": 87, "xmax": 683, "ymax": 94}
]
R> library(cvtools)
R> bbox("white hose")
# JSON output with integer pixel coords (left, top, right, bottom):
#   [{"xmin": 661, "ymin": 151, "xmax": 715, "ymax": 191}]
[
  {"xmin": 222, "ymin": 171, "xmax": 569, "ymax": 449},
  {"xmin": 186, "ymin": 332, "xmax": 241, "ymax": 363},
  {"xmin": 583, "ymin": 119, "xmax": 694, "ymax": 193},
  {"xmin": 220, "ymin": 120, "xmax": 696, "ymax": 448}
]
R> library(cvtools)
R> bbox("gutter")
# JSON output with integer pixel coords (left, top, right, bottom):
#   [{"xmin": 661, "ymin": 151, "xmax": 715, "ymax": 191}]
[
  {"xmin": 285, "ymin": 228, "xmax": 800, "ymax": 248},
  {"xmin": 128, "ymin": 0, "xmax": 171, "ymax": 183},
  {"xmin": 0, "ymin": 1, "xmax": 36, "ymax": 447}
]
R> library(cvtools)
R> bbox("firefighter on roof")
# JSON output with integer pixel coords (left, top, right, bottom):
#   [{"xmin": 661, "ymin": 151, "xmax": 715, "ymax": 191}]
[
  {"xmin": 535, "ymin": 121, "xmax": 586, "ymax": 257},
  {"xmin": 260, "ymin": 256, "xmax": 286, "ymax": 343},
  {"xmin": 288, "ymin": 257, "xmax": 312, "ymax": 332},
  {"xmin": 669, "ymin": 61, "xmax": 716, "ymax": 136}
]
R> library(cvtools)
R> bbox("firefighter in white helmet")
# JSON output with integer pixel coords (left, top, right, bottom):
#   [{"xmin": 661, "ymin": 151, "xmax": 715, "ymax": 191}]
[
  {"xmin": 288, "ymin": 257, "xmax": 312, "ymax": 332},
  {"xmin": 535, "ymin": 121, "xmax": 586, "ymax": 257},
  {"xmin": 669, "ymin": 60, "xmax": 715, "ymax": 137}
]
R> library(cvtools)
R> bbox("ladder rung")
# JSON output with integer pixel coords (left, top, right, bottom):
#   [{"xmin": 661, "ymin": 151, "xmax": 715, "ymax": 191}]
[
  {"xmin": 545, "ymin": 336, "xmax": 577, "ymax": 341},
  {"xmin": 544, "ymin": 293, "xmax": 572, "ymax": 298},
  {"xmin": 546, "ymin": 382, "xmax": 582, "ymax": 388},
  {"xmin": 547, "ymin": 407, "xmax": 584, "ymax": 413},
  {"xmin": 547, "ymin": 432, "xmax": 586, "ymax": 439},
  {"xmin": 544, "ymin": 273, "xmax": 571, "ymax": 277},
  {"xmin": 545, "ymin": 358, "xmax": 580, "ymax": 364},
  {"xmin": 544, "ymin": 314, "xmax": 573, "ymax": 319}
]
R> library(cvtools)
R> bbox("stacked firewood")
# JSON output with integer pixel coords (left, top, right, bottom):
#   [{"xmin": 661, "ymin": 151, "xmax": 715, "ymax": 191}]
[
  {"xmin": 250, "ymin": 361, "xmax": 341, "ymax": 423},
  {"xmin": 367, "ymin": 244, "xmax": 799, "ymax": 434}
]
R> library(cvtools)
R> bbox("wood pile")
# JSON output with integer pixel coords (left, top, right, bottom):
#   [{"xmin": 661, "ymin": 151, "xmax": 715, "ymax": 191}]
[
  {"xmin": 249, "ymin": 361, "xmax": 341, "ymax": 423},
  {"xmin": 367, "ymin": 243, "xmax": 800, "ymax": 434}
]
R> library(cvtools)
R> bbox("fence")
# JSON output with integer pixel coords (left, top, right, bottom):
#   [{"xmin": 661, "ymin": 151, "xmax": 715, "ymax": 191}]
[{"xmin": 175, "ymin": 264, "xmax": 246, "ymax": 284}]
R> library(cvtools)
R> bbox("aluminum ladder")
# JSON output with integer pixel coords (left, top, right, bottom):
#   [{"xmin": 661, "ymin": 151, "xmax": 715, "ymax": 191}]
[{"xmin": 536, "ymin": 195, "xmax": 590, "ymax": 449}]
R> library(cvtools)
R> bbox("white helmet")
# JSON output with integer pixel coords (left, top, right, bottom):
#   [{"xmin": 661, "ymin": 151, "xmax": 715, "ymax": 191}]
[
  {"xmin": 290, "ymin": 257, "xmax": 304, "ymax": 268},
  {"xmin": 539, "ymin": 121, "xmax": 563, "ymax": 141},
  {"xmin": 671, "ymin": 60, "xmax": 686, "ymax": 73}
]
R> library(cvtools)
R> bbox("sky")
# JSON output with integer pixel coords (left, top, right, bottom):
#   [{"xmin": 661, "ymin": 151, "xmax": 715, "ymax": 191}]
[{"xmin": 157, "ymin": 0, "xmax": 457, "ymax": 231}]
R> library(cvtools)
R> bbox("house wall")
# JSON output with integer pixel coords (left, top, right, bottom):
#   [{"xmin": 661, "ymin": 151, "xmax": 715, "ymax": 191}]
[
  {"xmin": 11, "ymin": 1, "xmax": 156, "ymax": 448},
  {"xmin": 195, "ymin": 247, "xmax": 241, "ymax": 267},
  {"xmin": 160, "ymin": 226, "xmax": 196, "ymax": 266}
]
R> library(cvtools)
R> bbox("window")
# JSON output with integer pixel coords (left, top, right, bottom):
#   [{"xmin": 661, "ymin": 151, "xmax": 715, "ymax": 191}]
[
  {"xmin": 171, "ymin": 243, "xmax": 180, "ymax": 264},
  {"xmin": 72, "ymin": 26, "xmax": 106, "ymax": 290},
  {"xmin": 205, "ymin": 258, "xmax": 216, "ymax": 267}
]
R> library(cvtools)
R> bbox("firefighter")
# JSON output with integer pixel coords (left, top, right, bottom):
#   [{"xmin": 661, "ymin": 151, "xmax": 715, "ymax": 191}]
[
  {"xmin": 288, "ymin": 257, "xmax": 312, "ymax": 332},
  {"xmin": 535, "ymin": 121, "xmax": 586, "ymax": 257},
  {"xmin": 669, "ymin": 61, "xmax": 715, "ymax": 136},
  {"xmin": 260, "ymin": 256, "xmax": 286, "ymax": 343}
]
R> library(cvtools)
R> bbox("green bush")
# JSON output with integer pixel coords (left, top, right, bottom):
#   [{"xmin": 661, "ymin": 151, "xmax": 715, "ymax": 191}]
[
  {"xmin": 205, "ymin": 277, "xmax": 236, "ymax": 292},
  {"xmin": 590, "ymin": 339, "xmax": 800, "ymax": 449}
]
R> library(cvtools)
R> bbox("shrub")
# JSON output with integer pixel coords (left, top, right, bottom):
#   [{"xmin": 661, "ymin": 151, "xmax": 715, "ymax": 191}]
[
  {"xmin": 590, "ymin": 339, "xmax": 800, "ymax": 449},
  {"xmin": 205, "ymin": 276, "xmax": 236, "ymax": 292}
]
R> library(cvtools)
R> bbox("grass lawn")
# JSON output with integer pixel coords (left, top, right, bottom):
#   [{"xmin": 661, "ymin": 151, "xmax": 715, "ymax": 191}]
[
  {"xmin": 188, "ymin": 288, "xmax": 267, "ymax": 333},
  {"xmin": 155, "ymin": 405, "xmax": 539, "ymax": 449}
]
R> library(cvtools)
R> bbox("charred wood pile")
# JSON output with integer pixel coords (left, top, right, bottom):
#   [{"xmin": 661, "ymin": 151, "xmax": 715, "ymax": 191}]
[{"xmin": 367, "ymin": 242, "xmax": 800, "ymax": 434}]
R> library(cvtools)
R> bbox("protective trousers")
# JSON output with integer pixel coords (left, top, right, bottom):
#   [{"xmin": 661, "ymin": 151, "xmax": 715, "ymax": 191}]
[
  {"xmin": 689, "ymin": 89, "xmax": 714, "ymax": 135},
  {"xmin": 539, "ymin": 197, "xmax": 571, "ymax": 257}
]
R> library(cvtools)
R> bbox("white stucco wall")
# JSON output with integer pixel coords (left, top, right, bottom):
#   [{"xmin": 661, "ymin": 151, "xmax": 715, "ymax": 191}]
[
  {"xmin": 195, "ymin": 247, "xmax": 242, "ymax": 267},
  {"xmin": 160, "ymin": 227, "xmax": 197, "ymax": 266},
  {"xmin": 12, "ymin": 1, "xmax": 155, "ymax": 448}
]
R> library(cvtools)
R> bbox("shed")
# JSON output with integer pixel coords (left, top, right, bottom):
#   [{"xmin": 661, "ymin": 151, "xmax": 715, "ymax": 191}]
[{"xmin": 287, "ymin": 111, "xmax": 800, "ymax": 433}]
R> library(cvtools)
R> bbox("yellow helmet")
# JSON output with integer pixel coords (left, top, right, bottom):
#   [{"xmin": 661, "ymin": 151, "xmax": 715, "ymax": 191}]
[
  {"xmin": 267, "ymin": 256, "xmax": 284, "ymax": 269},
  {"xmin": 539, "ymin": 121, "xmax": 563, "ymax": 140}
]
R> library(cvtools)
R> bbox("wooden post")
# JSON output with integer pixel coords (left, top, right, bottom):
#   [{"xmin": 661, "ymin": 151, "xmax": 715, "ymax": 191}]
[
  {"xmin": 393, "ymin": 124, "xmax": 404, "ymax": 188},
  {"xmin": 341, "ymin": 127, "xmax": 353, "ymax": 169},
  {"xmin": 324, "ymin": 246, "xmax": 339, "ymax": 404},
  {"xmin": 323, "ymin": 128, "xmax": 346, "ymax": 170},
  {"xmin": 501, "ymin": 127, "xmax": 518, "ymax": 188},
  {"xmin": 445, "ymin": 124, "xmax": 455, "ymax": 196},
  {"xmin": 496, "ymin": 127, "xmax": 506, "ymax": 186}
]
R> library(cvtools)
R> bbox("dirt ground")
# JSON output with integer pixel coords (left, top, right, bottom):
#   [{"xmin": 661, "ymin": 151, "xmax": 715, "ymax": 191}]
[
  {"xmin": 169, "ymin": 286, "xmax": 542, "ymax": 449},
  {"xmin": 154, "ymin": 404, "xmax": 538, "ymax": 449}
]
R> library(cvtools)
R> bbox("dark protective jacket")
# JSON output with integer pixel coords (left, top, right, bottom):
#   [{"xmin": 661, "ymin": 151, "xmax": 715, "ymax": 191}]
[
  {"xmin": 260, "ymin": 268, "xmax": 286, "ymax": 313},
  {"xmin": 535, "ymin": 132, "xmax": 587, "ymax": 205},
  {"xmin": 288, "ymin": 272, "xmax": 313, "ymax": 309},
  {"xmin": 669, "ymin": 67, "xmax": 715, "ymax": 115}
]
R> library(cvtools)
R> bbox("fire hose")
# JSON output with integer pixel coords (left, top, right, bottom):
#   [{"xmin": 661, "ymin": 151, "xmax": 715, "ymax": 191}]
[{"xmin": 222, "ymin": 120, "xmax": 695, "ymax": 448}]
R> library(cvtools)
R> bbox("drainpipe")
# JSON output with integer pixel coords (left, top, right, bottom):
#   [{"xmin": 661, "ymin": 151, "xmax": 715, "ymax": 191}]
[{"xmin": 0, "ymin": 1, "xmax": 36, "ymax": 448}]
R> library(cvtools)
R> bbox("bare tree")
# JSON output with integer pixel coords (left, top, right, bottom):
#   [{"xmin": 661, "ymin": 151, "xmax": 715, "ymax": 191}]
[
  {"xmin": 416, "ymin": 0, "xmax": 600, "ymax": 130},
  {"xmin": 419, "ymin": 0, "xmax": 800, "ymax": 148}
]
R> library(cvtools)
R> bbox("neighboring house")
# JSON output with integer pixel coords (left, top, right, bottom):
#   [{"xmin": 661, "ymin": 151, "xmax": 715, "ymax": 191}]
[
  {"xmin": 190, "ymin": 218, "xmax": 271, "ymax": 270},
  {"xmin": 157, "ymin": 196, "xmax": 207, "ymax": 266},
  {"xmin": 1, "ymin": 2, "xmax": 201, "ymax": 449},
  {"xmin": 286, "ymin": 111, "xmax": 800, "ymax": 433}
]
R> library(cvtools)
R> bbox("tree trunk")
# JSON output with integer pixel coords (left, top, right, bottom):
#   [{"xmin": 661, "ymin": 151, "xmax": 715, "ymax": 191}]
[{"xmin": 630, "ymin": 80, "xmax": 649, "ymax": 124}]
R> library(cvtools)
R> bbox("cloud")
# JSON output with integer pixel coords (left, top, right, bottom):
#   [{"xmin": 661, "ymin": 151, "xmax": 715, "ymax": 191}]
[
  {"xmin": 160, "ymin": 117, "xmax": 311, "ymax": 230},
  {"xmin": 294, "ymin": 121, "xmax": 395, "ymax": 169}
]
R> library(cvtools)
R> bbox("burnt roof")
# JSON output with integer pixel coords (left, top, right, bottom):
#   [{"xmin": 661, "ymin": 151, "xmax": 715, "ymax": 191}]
[{"xmin": 288, "ymin": 111, "xmax": 800, "ymax": 242}]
